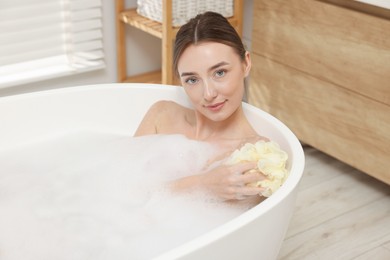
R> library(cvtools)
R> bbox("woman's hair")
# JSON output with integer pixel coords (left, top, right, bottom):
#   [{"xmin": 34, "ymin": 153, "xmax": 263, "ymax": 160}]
[{"xmin": 173, "ymin": 11, "xmax": 246, "ymax": 77}]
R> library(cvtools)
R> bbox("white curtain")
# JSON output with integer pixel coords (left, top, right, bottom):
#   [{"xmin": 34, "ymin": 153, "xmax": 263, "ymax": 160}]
[{"xmin": 0, "ymin": 0, "xmax": 105, "ymax": 88}]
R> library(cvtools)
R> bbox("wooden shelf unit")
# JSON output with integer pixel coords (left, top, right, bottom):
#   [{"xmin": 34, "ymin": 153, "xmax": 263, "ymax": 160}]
[{"xmin": 116, "ymin": 0, "xmax": 243, "ymax": 85}]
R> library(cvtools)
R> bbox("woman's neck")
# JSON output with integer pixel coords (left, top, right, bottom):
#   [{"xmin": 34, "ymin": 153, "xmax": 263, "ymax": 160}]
[{"xmin": 191, "ymin": 106, "xmax": 258, "ymax": 143}]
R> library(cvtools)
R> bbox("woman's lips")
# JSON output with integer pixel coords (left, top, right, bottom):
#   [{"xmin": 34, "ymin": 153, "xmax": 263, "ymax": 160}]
[{"xmin": 205, "ymin": 100, "xmax": 226, "ymax": 111}]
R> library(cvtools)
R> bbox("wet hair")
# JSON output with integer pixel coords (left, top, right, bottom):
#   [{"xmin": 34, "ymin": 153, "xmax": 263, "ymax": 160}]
[{"xmin": 173, "ymin": 11, "xmax": 246, "ymax": 77}]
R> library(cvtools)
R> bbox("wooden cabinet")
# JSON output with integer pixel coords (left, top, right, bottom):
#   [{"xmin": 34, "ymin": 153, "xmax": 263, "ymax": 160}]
[
  {"xmin": 248, "ymin": 0, "xmax": 390, "ymax": 184},
  {"xmin": 116, "ymin": 0, "xmax": 244, "ymax": 85}
]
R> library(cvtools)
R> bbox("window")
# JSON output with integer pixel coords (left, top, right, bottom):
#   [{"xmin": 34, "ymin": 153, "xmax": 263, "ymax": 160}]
[{"xmin": 0, "ymin": 0, "xmax": 105, "ymax": 88}]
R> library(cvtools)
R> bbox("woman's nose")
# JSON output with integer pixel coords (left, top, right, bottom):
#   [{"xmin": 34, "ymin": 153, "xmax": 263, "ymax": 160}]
[{"xmin": 203, "ymin": 80, "xmax": 217, "ymax": 101}]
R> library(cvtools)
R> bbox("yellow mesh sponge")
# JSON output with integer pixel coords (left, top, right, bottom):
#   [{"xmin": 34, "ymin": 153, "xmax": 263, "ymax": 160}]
[{"xmin": 225, "ymin": 141, "xmax": 289, "ymax": 197}]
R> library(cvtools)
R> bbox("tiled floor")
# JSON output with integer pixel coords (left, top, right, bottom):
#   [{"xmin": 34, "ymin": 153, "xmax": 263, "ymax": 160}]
[{"xmin": 278, "ymin": 146, "xmax": 390, "ymax": 260}]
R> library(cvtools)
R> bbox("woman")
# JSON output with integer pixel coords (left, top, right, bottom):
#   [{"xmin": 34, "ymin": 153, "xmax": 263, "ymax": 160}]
[{"xmin": 135, "ymin": 12, "xmax": 267, "ymax": 201}]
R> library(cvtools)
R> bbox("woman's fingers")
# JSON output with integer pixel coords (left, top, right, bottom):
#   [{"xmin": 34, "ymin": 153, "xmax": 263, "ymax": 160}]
[
  {"xmin": 200, "ymin": 161, "xmax": 267, "ymax": 201},
  {"xmin": 226, "ymin": 162, "xmax": 268, "ymax": 200},
  {"xmin": 230, "ymin": 186, "xmax": 265, "ymax": 200},
  {"xmin": 241, "ymin": 170, "xmax": 266, "ymax": 183},
  {"xmin": 228, "ymin": 162, "xmax": 266, "ymax": 185},
  {"xmin": 230, "ymin": 161, "xmax": 257, "ymax": 174}
]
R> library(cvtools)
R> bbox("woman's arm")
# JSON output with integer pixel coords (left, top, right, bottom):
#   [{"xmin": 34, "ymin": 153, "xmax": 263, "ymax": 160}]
[{"xmin": 170, "ymin": 161, "xmax": 266, "ymax": 201}]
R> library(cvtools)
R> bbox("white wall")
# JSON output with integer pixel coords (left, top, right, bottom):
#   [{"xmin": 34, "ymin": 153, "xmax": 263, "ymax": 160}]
[{"xmin": 0, "ymin": 0, "xmax": 253, "ymax": 97}]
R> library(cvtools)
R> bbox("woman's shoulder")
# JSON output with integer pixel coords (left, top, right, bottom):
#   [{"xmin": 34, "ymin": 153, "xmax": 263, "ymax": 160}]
[
  {"xmin": 134, "ymin": 100, "xmax": 191, "ymax": 136},
  {"xmin": 150, "ymin": 100, "xmax": 187, "ymax": 111},
  {"xmin": 247, "ymin": 135, "xmax": 270, "ymax": 144},
  {"xmin": 148, "ymin": 100, "xmax": 191, "ymax": 119}
]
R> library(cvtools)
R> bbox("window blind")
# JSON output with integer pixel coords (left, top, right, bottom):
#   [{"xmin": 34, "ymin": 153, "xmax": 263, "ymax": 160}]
[{"xmin": 0, "ymin": 0, "xmax": 105, "ymax": 88}]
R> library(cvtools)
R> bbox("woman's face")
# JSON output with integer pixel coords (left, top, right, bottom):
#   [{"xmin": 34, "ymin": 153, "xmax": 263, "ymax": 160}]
[{"xmin": 177, "ymin": 42, "xmax": 251, "ymax": 122}]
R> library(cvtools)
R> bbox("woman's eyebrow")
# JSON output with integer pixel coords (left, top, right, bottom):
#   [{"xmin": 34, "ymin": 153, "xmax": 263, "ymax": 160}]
[
  {"xmin": 180, "ymin": 61, "xmax": 229, "ymax": 77},
  {"xmin": 208, "ymin": 61, "xmax": 229, "ymax": 72},
  {"xmin": 180, "ymin": 72, "xmax": 196, "ymax": 77}
]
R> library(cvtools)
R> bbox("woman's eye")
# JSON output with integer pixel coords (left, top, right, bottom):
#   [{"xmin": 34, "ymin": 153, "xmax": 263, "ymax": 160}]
[
  {"xmin": 185, "ymin": 77, "xmax": 198, "ymax": 85},
  {"xmin": 215, "ymin": 69, "xmax": 226, "ymax": 78}
]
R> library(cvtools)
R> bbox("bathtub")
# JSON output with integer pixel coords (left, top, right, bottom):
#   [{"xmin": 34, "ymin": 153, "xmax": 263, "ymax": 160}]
[{"xmin": 0, "ymin": 83, "xmax": 304, "ymax": 260}]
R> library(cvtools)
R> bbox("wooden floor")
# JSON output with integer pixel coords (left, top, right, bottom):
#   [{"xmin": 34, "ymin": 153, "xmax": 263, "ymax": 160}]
[{"xmin": 278, "ymin": 146, "xmax": 390, "ymax": 260}]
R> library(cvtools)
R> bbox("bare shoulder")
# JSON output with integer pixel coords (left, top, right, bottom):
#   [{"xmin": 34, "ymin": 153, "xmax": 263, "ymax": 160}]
[
  {"xmin": 151, "ymin": 100, "xmax": 185, "ymax": 112},
  {"xmin": 148, "ymin": 100, "xmax": 189, "ymax": 118},
  {"xmin": 249, "ymin": 135, "xmax": 270, "ymax": 143},
  {"xmin": 134, "ymin": 100, "xmax": 190, "ymax": 136},
  {"xmin": 237, "ymin": 127, "xmax": 270, "ymax": 146}
]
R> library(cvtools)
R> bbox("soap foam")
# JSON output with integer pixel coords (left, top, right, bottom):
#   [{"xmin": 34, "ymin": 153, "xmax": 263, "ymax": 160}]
[{"xmin": 0, "ymin": 131, "xmax": 251, "ymax": 260}]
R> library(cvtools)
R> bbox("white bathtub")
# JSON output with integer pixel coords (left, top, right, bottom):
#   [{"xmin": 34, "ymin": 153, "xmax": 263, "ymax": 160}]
[{"xmin": 0, "ymin": 83, "xmax": 304, "ymax": 260}]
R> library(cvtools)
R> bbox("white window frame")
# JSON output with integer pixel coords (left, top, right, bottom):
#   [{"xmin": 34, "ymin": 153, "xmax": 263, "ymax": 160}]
[{"xmin": 0, "ymin": 0, "xmax": 105, "ymax": 89}]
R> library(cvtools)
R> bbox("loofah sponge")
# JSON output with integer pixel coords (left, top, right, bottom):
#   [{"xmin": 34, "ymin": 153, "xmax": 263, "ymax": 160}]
[{"xmin": 225, "ymin": 141, "xmax": 289, "ymax": 197}]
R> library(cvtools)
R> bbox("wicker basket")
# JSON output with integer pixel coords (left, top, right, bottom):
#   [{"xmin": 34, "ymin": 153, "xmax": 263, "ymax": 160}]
[{"xmin": 136, "ymin": 0, "xmax": 234, "ymax": 27}]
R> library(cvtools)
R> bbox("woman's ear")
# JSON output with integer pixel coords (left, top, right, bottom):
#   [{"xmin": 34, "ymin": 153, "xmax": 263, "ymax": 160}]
[{"xmin": 243, "ymin": 51, "xmax": 251, "ymax": 77}]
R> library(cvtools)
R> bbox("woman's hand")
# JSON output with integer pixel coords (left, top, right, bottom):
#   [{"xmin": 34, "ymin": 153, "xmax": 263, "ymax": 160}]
[
  {"xmin": 198, "ymin": 161, "xmax": 266, "ymax": 201},
  {"xmin": 169, "ymin": 161, "xmax": 266, "ymax": 201}
]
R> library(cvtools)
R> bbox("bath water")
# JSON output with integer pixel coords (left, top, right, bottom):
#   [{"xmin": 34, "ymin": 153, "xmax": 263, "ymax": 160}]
[{"xmin": 0, "ymin": 131, "xmax": 251, "ymax": 260}]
